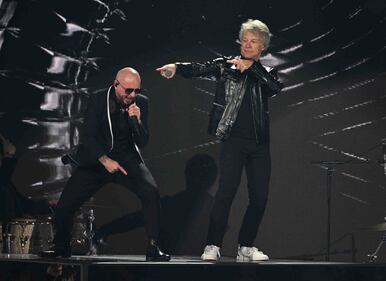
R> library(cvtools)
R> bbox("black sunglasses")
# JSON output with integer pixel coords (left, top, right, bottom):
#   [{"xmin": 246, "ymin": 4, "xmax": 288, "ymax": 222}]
[{"xmin": 116, "ymin": 80, "xmax": 142, "ymax": 94}]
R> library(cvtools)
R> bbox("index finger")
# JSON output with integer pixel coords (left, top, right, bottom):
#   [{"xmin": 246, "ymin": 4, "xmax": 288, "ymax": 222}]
[
  {"xmin": 226, "ymin": 59, "xmax": 238, "ymax": 64},
  {"xmin": 118, "ymin": 165, "xmax": 128, "ymax": 176}
]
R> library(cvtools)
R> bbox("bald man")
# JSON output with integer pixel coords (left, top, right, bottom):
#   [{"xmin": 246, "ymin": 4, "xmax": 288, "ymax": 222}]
[{"xmin": 41, "ymin": 67, "xmax": 170, "ymax": 261}]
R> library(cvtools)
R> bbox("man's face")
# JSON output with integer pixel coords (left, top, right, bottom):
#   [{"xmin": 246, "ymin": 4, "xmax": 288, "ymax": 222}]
[
  {"xmin": 240, "ymin": 31, "xmax": 265, "ymax": 60},
  {"xmin": 114, "ymin": 76, "xmax": 141, "ymax": 106}
]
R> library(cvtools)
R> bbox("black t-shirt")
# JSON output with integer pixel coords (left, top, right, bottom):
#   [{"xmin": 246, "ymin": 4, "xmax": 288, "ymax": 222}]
[
  {"xmin": 230, "ymin": 76, "xmax": 257, "ymax": 140},
  {"xmin": 107, "ymin": 96, "xmax": 137, "ymax": 162}
]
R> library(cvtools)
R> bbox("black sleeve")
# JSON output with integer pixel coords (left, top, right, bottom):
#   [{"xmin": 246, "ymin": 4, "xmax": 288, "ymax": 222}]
[
  {"xmin": 248, "ymin": 63, "xmax": 283, "ymax": 97},
  {"xmin": 175, "ymin": 57, "xmax": 227, "ymax": 80},
  {"xmin": 134, "ymin": 95, "xmax": 150, "ymax": 148},
  {"xmin": 82, "ymin": 95, "xmax": 107, "ymax": 162},
  {"xmin": 0, "ymin": 157, "xmax": 17, "ymax": 186}
]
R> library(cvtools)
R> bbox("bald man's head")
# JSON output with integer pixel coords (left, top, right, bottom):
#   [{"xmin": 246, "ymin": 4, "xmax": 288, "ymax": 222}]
[
  {"xmin": 115, "ymin": 67, "xmax": 141, "ymax": 83},
  {"xmin": 114, "ymin": 67, "xmax": 141, "ymax": 106}
]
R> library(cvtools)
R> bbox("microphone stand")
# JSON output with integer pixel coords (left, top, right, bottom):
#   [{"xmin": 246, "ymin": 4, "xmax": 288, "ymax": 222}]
[
  {"xmin": 311, "ymin": 160, "xmax": 346, "ymax": 261},
  {"xmin": 312, "ymin": 140, "xmax": 386, "ymax": 261},
  {"xmin": 368, "ymin": 232, "xmax": 386, "ymax": 263},
  {"xmin": 312, "ymin": 157, "xmax": 385, "ymax": 262}
]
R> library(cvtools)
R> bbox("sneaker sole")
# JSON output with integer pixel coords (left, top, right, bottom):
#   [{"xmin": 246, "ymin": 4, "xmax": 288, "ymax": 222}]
[
  {"xmin": 201, "ymin": 256, "xmax": 219, "ymax": 261},
  {"xmin": 237, "ymin": 256, "xmax": 269, "ymax": 261}
]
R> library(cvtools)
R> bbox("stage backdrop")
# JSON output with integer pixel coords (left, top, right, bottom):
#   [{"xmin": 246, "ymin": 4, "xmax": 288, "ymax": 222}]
[{"xmin": 0, "ymin": 0, "xmax": 385, "ymax": 262}]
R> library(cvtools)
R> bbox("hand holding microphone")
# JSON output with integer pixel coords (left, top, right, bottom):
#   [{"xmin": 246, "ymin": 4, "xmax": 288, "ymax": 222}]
[
  {"xmin": 162, "ymin": 69, "xmax": 174, "ymax": 77},
  {"xmin": 156, "ymin": 64, "xmax": 176, "ymax": 79},
  {"xmin": 124, "ymin": 102, "xmax": 141, "ymax": 135},
  {"xmin": 127, "ymin": 102, "xmax": 141, "ymax": 121}
]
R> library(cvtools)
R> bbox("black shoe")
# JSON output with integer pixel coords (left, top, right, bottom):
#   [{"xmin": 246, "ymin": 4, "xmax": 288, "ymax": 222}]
[
  {"xmin": 39, "ymin": 244, "xmax": 72, "ymax": 258},
  {"xmin": 146, "ymin": 244, "xmax": 171, "ymax": 262}
]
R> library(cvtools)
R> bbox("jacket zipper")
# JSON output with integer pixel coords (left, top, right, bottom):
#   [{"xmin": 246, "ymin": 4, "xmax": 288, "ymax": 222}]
[{"xmin": 251, "ymin": 81, "xmax": 260, "ymax": 145}]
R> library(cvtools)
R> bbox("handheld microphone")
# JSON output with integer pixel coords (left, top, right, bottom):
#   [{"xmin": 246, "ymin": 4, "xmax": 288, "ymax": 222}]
[
  {"xmin": 162, "ymin": 69, "xmax": 173, "ymax": 78},
  {"xmin": 128, "ymin": 98, "xmax": 140, "ymax": 136},
  {"xmin": 130, "ymin": 115, "xmax": 140, "ymax": 136}
]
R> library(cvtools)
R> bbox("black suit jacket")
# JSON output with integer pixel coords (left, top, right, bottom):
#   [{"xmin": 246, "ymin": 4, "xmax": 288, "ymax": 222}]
[{"xmin": 76, "ymin": 86, "xmax": 149, "ymax": 167}]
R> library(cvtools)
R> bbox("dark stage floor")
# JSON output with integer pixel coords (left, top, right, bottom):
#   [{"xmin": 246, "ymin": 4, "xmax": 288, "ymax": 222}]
[{"xmin": 1, "ymin": 253, "xmax": 386, "ymax": 281}]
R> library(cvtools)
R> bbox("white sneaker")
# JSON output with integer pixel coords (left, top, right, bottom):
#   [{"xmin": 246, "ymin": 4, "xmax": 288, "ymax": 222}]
[
  {"xmin": 237, "ymin": 245, "xmax": 269, "ymax": 261},
  {"xmin": 201, "ymin": 245, "xmax": 220, "ymax": 261}
]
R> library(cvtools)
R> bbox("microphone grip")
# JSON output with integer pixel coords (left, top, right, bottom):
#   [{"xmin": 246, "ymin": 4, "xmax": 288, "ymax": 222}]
[
  {"xmin": 130, "ymin": 116, "xmax": 140, "ymax": 136},
  {"xmin": 162, "ymin": 69, "xmax": 173, "ymax": 78}
]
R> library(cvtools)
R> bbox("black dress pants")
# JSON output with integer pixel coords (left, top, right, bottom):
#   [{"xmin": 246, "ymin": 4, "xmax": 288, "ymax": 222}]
[
  {"xmin": 54, "ymin": 158, "xmax": 160, "ymax": 246},
  {"xmin": 207, "ymin": 137, "xmax": 271, "ymax": 247}
]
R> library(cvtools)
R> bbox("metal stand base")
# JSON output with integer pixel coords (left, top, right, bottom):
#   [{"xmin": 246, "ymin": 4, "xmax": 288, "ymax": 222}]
[{"xmin": 368, "ymin": 232, "xmax": 386, "ymax": 263}]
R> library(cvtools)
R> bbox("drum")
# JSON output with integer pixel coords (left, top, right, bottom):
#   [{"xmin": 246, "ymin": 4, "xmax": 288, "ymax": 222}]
[
  {"xmin": 6, "ymin": 217, "xmax": 53, "ymax": 254},
  {"xmin": 30, "ymin": 216, "xmax": 54, "ymax": 253},
  {"xmin": 7, "ymin": 219, "xmax": 35, "ymax": 254}
]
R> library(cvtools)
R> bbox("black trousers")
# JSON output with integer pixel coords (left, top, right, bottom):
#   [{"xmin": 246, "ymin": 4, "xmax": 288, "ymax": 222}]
[
  {"xmin": 207, "ymin": 137, "xmax": 271, "ymax": 247},
  {"xmin": 54, "ymin": 157, "xmax": 160, "ymax": 246}
]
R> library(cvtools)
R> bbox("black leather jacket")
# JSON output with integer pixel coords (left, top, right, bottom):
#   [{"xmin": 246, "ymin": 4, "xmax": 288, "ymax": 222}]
[
  {"xmin": 176, "ymin": 56, "xmax": 283, "ymax": 144},
  {"xmin": 75, "ymin": 87, "xmax": 149, "ymax": 167}
]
